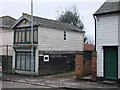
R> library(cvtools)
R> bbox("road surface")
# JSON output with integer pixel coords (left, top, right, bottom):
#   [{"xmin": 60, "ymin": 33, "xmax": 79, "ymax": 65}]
[{"xmin": 2, "ymin": 81, "xmax": 52, "ymax": 89}]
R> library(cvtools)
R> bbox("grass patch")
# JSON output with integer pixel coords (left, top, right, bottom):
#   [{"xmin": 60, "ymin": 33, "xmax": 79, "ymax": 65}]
[
  {"xmin": 57, "ymin": 73, "xmax": 75, "ymax": 78},
  {"xmin": 39, "ymin": 70, "xmax": 75, "ymax": 77}
]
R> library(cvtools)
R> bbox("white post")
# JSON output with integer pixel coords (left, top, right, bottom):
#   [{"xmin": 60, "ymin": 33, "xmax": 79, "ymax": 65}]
[{"xmin": 31, "ymin": 0, "xmax": 34, "ymax": 75}]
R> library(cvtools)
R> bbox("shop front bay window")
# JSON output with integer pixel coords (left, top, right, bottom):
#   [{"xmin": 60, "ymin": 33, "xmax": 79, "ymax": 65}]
[{"xmin": 14, "ymin": 26, "xmax": 38, "ymax": 44}]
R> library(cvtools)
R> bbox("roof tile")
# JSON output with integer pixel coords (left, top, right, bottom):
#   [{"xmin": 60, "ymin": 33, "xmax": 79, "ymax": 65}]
[{"xmin": 94, "ymin": 1, "xmax": 120, "ymax": 15}]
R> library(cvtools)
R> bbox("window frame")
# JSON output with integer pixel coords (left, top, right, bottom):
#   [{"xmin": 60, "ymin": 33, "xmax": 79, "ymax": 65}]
[
  {"xmin": 15, "ymin": 31, "xmax": 19, "ymax": 43},
  {"xmin": 26, "ymin": 30, "xmax": 31, "ymax": 43},
  {"xmin": 33, "ymin": 29, "xmax": 38, "ymax": 43},
  {"xmin": 64, "ymin": 31, "xmax": 66, "ymax": 40},
  {"xmin": 21, "ymin": 31, "xmax": 25, "ymax": 43},
  {"xmin": 19, "ymin": 31, "xmax": 22, "ymax": 43},
  {"xmin": 15, "ymin": 51, "xmax": 35, "ymax": 71},
  {"xmin": 14, "ymin": 26, "xmax": 38, "ymax": 44}
]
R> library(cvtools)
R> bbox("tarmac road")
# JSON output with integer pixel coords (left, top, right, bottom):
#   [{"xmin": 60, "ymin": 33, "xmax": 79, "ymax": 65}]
[
  {"xmin": 2, "ymin": 81, "xmax": 119, "ymax": 90},
  {"xmin": 2, "ymin": 81, "xmax": 52, "ymax": 89}
]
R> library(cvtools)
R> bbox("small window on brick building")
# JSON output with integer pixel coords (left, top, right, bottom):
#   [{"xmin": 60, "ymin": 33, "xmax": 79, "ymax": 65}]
[{"xmin": 64, "ymin": 31, "xmax": 66, "ymax": 40}]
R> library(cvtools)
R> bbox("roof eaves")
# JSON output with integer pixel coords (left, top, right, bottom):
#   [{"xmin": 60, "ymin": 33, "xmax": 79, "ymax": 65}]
[
  {"xmin": 11, "ymin": 16, "xmax": 39, "ymax": 29},
  {"xmin": 93, "ymin": 1, "xmax": 120, "ymax": 16},
  {"xmin": 0, "ymin": 16, "xmax": 16, "ymax": 21},
  {"xmin": 93, "ymin": 10, "xmax": 120, "ymax": 16},
  {"xmin": 37, "ymin": 23, "xmax": 85, "ymax": 33},
  {"xmin": 33, "ymin": 15, "xmax": 84, "ymax": 32},
  {"xmin": 11, "ymin": 16, "xmax": 24, "ymax": 29}
]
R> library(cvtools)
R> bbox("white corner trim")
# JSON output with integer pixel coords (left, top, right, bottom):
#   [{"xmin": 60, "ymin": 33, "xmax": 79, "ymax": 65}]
[{"xmin": 102, "ymin": 44, "xmax": 119, "ymax": 47}]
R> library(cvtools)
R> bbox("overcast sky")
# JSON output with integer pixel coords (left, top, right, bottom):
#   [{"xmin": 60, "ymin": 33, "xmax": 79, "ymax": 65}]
[{"xmin": 0, "ymin": 0, "xmax": 106, "ymax": 43}]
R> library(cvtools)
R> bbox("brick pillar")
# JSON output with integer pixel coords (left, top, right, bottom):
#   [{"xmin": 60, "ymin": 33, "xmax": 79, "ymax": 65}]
[
  {"xmin": 75, "ymin": 51, "xmax": 84, "ymax": 79},
  {"xmin": 92, "ymin": 51, "xmax": 97, "ymax": 81}
]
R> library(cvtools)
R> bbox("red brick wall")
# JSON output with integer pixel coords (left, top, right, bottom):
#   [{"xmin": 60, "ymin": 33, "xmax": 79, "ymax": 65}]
[
  {"xmin": 76, "ymin": 54, "xmax": 84, "ymax": 78},
  {"xmin": 83, "ymin": 60, "xmax": 92, "ymax": 76},
  {"xmin": 75, "ymin": 51, "xmax": 92, "ymax": 79},
  {"xmin": 92, "ymin": 51, "xmax": 97, "ymax": 81}
]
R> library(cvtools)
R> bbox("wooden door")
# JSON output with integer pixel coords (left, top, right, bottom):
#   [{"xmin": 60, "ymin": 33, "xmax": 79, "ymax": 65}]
[{"xmin": 104, "ymin": 46, "xmax": 118, "ymax": 80}]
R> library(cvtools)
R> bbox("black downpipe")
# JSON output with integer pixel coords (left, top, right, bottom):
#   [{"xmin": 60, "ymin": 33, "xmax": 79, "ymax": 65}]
[{"xmin": 93, "ymin": 15, "xmax": 96, "ymax": 51}]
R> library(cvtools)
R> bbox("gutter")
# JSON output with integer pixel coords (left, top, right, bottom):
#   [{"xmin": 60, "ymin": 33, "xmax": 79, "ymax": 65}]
[
  {"xmin": 93, "ymin": 10, "xmax": 120, "ymax": 16},
  {"xmin": 93, "ymin": 15, "xmax": 97, "ymax": 51}
]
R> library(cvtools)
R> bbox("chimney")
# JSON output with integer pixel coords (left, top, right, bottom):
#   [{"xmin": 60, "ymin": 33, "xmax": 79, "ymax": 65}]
[{"xmin": 22, "ymin": 12, "xmax": 30, "ymax": 18}]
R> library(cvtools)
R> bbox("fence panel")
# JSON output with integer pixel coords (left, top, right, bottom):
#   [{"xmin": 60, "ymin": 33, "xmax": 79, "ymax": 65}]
[{"xmin": 2, "ymin": 56, "xmax": 12, "ymax": 73}]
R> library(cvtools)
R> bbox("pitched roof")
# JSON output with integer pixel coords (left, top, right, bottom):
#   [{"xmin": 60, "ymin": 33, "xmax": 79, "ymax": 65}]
[
  {"xmin": 84, "ymin": 44, "xmax": 95, "ymax": 51},
  {"xmin": 12, "ymin": 13, "xmax": 85, "ymax": 33},
  {"xmin": 94, "ymin": 1, "xmax": 120, "ymax": 15},
  {"xmin": 0, "ymin": 16, "xmax": 16, "ymax": 29}
]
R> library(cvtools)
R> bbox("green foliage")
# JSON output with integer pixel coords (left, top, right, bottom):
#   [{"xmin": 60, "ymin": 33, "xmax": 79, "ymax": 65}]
[
  {"xmin": 84, "ymin": 36, "xmax": 88, "ymax": 44},
  {"xmin": 57, "ymin": 6, "xmax": 84, "ymax": 29}
]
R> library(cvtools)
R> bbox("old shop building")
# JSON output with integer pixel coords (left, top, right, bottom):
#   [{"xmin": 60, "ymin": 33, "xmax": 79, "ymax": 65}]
[{"xmin": 12, "ymin": 13, "xmax": 85, "ymax": 75}]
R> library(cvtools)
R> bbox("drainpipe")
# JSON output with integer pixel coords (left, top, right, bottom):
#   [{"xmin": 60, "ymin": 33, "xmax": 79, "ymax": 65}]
[
  {"xmin": 93, "ymin": 15, "xmax": 97, "ymax": 51},
  {"xmin": 6, "ymin": 45, "xmax": 8, "ymax": 72}
]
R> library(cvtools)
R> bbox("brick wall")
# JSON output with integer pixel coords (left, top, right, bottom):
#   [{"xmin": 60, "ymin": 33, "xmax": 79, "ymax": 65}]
[
  {"xmin": 76, "ymin": 52, "xmax": 84, "ymax": 78},
  {"xmin": 75, "ymin": 51, "xmax": 92, "ymax": 79},
  {"xmin": 92, "ymin": 51, "xmax": 97, "ymax": 81},
  {"xmin": 83, "ymin": 60, "xmax": 92, "ymax": 76}
]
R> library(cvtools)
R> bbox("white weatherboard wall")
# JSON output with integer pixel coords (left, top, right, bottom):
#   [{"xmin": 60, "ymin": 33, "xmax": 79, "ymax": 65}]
[
  {"xmin": 96, "ymin": 13, "xmax": 119, "ymax": 77},
  {"xmin": 0, "ymin": 29, "xmax": 2, "ymax": 55},
  {"xmin": 118, "ymin": 13, "xmax": 120, "ymax": 78},
  {"xmin": 35, "ymin": 47, "xmax": 39, "ymax": 75},
  {"xmin": 38, "ymin": 27, "xmax": 84, "ymax": 51},
  {"xmin": 0, "ymin": 29, "xmax": 14, "ymax": 56}
]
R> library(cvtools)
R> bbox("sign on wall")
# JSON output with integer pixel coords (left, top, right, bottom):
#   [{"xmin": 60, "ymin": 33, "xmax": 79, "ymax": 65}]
[{"xmin": 44, "ymin": 55, "xmax": 49, "ymax": 62}]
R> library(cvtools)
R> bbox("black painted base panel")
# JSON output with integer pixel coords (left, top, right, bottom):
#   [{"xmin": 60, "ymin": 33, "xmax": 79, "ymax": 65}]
[{"xmin": 39, "ymin": 53, "xmax": 75, "ymax": 75}]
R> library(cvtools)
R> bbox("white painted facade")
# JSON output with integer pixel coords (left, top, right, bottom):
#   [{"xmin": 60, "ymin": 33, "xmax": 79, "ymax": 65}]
[
  {"xmin": 118, "ymin": 13, "xmax": 120, "ymax": 78},
  {"xmin": 0, "ymin": 28, "xmax": 14, "ymax": 56},
  {"xmin": 96, "ymin": 13, "xmax": 119, "ymax": 78},
  {"xmin": 38, "ymin": 27, "xmax": 84, "ymax": 52},
  {"xmin": 0, "ymin": 29, "xmax": 2, "ymax": 55},
  {"xmin": 15, "ymin": 19, "xmax": 84, "ymax": 52}
]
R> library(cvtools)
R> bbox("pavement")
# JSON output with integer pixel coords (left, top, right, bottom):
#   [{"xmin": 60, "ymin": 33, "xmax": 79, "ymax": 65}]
[{"xmin": 2, "ymin": 73, "xmax": 119, "ymax": 89}]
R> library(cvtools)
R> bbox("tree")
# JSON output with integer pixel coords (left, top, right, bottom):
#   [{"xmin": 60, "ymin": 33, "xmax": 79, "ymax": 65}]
[
  {"xmin": 84, "ymin": 35, "xmax": 88, "ymax": 44},
  {"xmin": 56, "ymin": 6, "xmax": 92, "ymax": 44},
  {"xmin": 84, "ymin": 35, "xmax": 94, "ymax": 44},
  {"xmin": 57, "ymin": 6, "xmax": 84, "ymax": 29}
]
